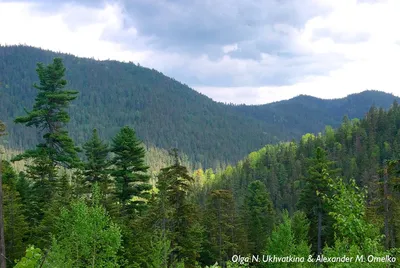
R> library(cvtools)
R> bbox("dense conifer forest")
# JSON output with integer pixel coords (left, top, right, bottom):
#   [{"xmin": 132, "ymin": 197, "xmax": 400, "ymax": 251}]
[
  {"xmin": 1, "ymin": 45, "xmax": 399, "ymax": 168},
  {"xmin": 1, "ymin": 54, "xmax": 400, "ymax": 267}
]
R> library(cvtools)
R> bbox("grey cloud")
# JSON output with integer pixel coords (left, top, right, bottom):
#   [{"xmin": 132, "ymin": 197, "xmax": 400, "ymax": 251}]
[
  {"xmin": 101, "ymin": 0, "xmax": 332, "ymax": 57},
  {"xmin": 4, "ymin": 0, "xmax": 352, "ymax": 88}
]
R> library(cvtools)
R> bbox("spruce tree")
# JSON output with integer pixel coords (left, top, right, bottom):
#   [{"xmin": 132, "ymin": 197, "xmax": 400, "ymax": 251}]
[
  {"xmin": 298, "ymin": 147, "xmax": 337, "ymax": 255},
  {"xmin": 82, "ymin": 129, "xmax": 111, "ymax": 196},
  {"xmin": 203, "ymin": 190, "xmax": 238, "ymax": 267},
  {"xmin": 1, "ymin": 161, "xmax": 29, "ymax": 266},
  {"xmin": 155, "ymin": 149, "xmax": 202, "ymax": 267},
  {"xmin": 242, "ymin": 180, "xmax": 275, "ymax": 254},
  {"xmin": 110, "ymin": 126, "xmax": 151, "ymax": 217}
]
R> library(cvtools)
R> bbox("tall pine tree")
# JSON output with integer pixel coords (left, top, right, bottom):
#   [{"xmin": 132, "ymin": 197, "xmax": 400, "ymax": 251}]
[{"xmin": 13, "ymin": 58, "xmax": 81, "ymax": 172}]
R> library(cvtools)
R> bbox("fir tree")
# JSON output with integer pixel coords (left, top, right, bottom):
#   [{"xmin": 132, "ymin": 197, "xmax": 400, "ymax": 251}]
[
  {"xmin": 82, "ymin": 129, "xmax": 111, "ymax": 197},
  {"xmin": 110, "ymin": 126, "xmax": 151, "ymax": 217},
  {"xmin": 298, "ymin": 147, "xmax": 337, "ymax": 255},
  {"xmin": 155, "ymin": 149, "xmax": 202, "ymax": 267},
  {"xmin": 242, "ymin": 180, "xmax": 275, "ymax": 254}
]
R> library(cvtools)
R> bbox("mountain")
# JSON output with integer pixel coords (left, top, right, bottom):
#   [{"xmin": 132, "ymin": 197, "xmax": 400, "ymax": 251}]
[
  {"xmin": 231, "ymin": 90, "xmax": 399, "ymax": 138},
  {"xmin": 0, "ymin": 45, "xmax": 398, "ymax": 167}
]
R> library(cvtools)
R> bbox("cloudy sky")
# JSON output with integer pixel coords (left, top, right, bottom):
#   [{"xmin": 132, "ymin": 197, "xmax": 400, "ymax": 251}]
[{"xmin": 1, "ymin": 0, "xmax": 400, "ymax": 104}]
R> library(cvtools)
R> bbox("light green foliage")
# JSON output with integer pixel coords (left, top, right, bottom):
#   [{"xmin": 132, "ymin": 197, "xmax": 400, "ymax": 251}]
[
  {"xmin": 264, "ymin": 210, "xmax": 312, "ymax": 268},
  {"xmin": 14, "ymin": 246, "xmax": 42, "ymax": 268},
  {"xmin": 323, "ymin": 178, "xmax": 385, "ymax": 257},
  {"xmin": 44, "ymin": 185, "xmax": 122, "ymax": 267}
]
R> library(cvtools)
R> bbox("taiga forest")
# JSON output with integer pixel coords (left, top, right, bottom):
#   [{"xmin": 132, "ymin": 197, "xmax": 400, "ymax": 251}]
[{"xmin": 1, "ymin": 45, "xmax": 400, "ymax": 268}]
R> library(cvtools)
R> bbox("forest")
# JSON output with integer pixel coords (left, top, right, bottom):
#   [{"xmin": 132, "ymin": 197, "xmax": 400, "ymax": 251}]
[
  {"xmin": 1, "ymin": 45, "xmax": 399, "ymax": 169},
  {"xmin": 1, "ymin": 57, "xmax": 400, "ymax": 267}
]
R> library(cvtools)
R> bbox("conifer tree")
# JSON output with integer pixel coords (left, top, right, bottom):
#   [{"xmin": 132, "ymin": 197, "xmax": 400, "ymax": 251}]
[
  {"xmin": 203, "ymin": 190, "xmax": 237, "ymax": 267},
  {"xmin": 110, "ymin": 126, "xmax": 151, "ymax": 217},
  {"xmin": 82, "ymin": 129, "xmax": 111, "ymax": 197},
  {"xmin": 13, "ymin": 58, "xmax": 81, "ymax": 172},
  {"xmin": 1, "ymin": 161, "xmax": 29, "ymax": 266},
  {"xmin": 298, "ymin": 147, "xmax": 337, "ymax": 255},
  {"xmin": 242, "ymin": 180, "xmax": 275, "ymax": 254},
  {"xmin": 155, "ymin": 149, "xmax": 202, "ymax": 267}
]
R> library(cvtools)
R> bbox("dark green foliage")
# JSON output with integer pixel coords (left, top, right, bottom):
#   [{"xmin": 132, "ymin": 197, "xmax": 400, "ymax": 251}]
[
  {"xmin": 1, "ymin": 46, "xmax": 398, "ymax": 168},
  {"xmin": 298, "ymin": 147, "xmax": 338, "ymax": 253},
  {"xmin": 0, "ymin": 121, "xmax": 5, "ymax": 137},
  {"xmin": 242, "ymin": 180, "xmax": 275, "ymax": 254},
  {"xmin": 202, "ymin": 190, "xmax": 238, "ymax": 267},
  {"xmin": 82, "ymin": 129, "xmax": 111, "ymax": 197},
  {"xmin": 1, "ymin": 161, "xmax": 29, "ymax": 265},
  {"xmin": 154, "ymin": 149, "xmax": 202, "ymax": 267},
  {"xmin": 12, "ymin": 57, "xmax": 80, "ymax": 170},
  {"xmin": 111, "ymin": 126, "xmax": 151, "ymax": 217}
]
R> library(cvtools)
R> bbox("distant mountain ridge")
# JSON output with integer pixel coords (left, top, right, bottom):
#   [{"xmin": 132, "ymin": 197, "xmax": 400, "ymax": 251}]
[{"xmin": 0, "ymin": 45, "xmax": 398, "ymax": 167}]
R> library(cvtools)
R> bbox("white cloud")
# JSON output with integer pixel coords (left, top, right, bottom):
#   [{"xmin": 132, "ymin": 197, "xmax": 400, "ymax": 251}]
[
  {"xmin": 222, "ymin": 44, "xmax": 238, "ymax": 54},
  {"xmin": 0, "ymin": 2, "xmax": 149, "ymax": 63},
  {"xmin": 1, "ymin": 0, "xmax": 400, "ymax": 104}
]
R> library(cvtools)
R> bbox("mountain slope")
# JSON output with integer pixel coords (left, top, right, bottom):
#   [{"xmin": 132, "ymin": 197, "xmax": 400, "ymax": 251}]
[
  {"xmin": 0, "ymin": 45, "xmax": 277, "ymax": 167},
  {"xmin": 232, "ymin": 90, "xmax": 399, "ymax": 138},
  {"xmin": 0, "ymin": 45, "xmax": 398, "ymax": 167}
]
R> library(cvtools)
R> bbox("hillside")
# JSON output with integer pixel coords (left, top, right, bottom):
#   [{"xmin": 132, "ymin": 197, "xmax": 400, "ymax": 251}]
[
  {"xmin": 0, "ymin": 45, "xmax": 399, "ymax": 167},
  {"xmin": 232, "ymin": 90, "xmax": 399, "ymax": 137}
]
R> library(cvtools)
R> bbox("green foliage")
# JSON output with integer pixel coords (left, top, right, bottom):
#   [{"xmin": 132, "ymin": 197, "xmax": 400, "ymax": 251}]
[
  {"xmin": 324, "ymin": 178, "xmax": 384, "ymax": 255},
  {"xmin": 154, "ymin": 150, "xmax": 202, "ymax": 267},
  {"xmin": 82, "ymin": 128, "xmax": 111, "ymax": 199},
  {"xmin": 242, "ymin": 180, "xmax": 275, "ymax": 253},
  {"xmin": 0, "ymin": 120, "xmax": 5, "ymax": 137},
  {"xmin": 2, "ymin": 46, "xmax": 398, "ymax": 168},
  {"xmin": 263, "ymin": 210, "xmax": 312, "ymax": 268},
  {"xmin": 111, "ymin": 126, "xmax": 151, "ymax": 216},
  {"xmin": 13, "ymin": 57, "xmax": 80, "ymax": 169},
  {"xmin": 1, "ymin": 161, "xmax": 29, "ymax": 265},
  {"xmin": 14, "ymin": 246, "xmax": 42, "ymax": 268},
  {"xmin": 202, "ymin": 190, "xmax": 239, "ymax": 267},
  {"xmin": 44, "ymin": 186, "xmax": 122, "ymax": 267}
]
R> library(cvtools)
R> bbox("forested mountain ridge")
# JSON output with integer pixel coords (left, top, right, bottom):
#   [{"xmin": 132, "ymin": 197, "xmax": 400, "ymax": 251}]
[
  {"xmin": 1, "ymin": 45, "xmax": 399, "ymax": 168},
  {"xmin": 231, "ymin": 91, "xmax": 400, "ymax": 138}
]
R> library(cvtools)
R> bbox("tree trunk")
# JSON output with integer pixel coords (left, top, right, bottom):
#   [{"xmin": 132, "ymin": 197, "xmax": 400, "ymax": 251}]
[
  {"xmin": 0, "ymin": 158, "xmax": 7, "ymax": 268},
  {"xmin": 317, "ymin": 209, "xmax": 322, "ymax": 256},
  {"xmin": 384, "ymin": 166, "xmax": 390, "ymax": 249}
]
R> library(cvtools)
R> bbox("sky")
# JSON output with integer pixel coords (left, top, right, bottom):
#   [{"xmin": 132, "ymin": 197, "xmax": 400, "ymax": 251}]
[{"xmin": 1, "ymin": 0, "xmax": 400, "ymax": 104}]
